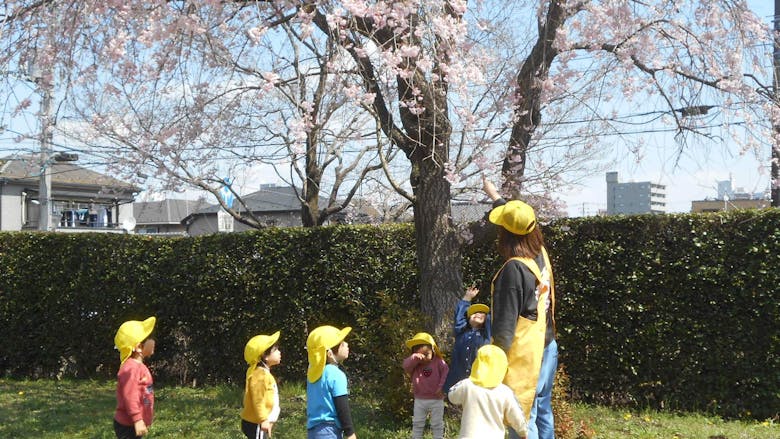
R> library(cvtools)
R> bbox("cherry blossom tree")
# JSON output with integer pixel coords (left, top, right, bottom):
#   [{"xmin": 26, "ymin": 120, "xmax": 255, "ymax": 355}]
[
  {"xmin": 1, "ymin": 0, "xmax": 773, "ymax": 337},
  {"xmin": 1, "ymin": 1, "xmax": 396, "ymax": 229}
]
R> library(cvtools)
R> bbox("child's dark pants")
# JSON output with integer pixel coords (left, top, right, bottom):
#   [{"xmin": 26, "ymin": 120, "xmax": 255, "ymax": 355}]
[{"xmin": 113, "ymin": 419, "xmax": 141, "ymax": 439}]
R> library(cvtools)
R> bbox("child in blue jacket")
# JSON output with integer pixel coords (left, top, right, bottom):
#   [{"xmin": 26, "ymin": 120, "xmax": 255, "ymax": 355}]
[{"xmin": 443, "ymin": 286, "xmax": 492, "ymax": 394}]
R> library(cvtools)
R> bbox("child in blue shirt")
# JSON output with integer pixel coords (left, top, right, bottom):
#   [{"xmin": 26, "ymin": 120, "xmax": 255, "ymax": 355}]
[
  {"xmin": 306, "ymin": 325, "xmax": 357, "ymax": 439},
  {"xmin": 444, "ymin": 286, "xmax": 492, "ymax": 394}
]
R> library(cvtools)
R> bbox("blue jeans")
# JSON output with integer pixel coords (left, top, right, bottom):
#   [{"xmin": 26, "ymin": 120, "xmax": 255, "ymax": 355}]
[
  {"xmin": 509, "ymin": 339, "xmax": 558, "ymax": 439},
  {"xmin": 308, "ymin": 422, "xmax": 343, "ymax": 439}
]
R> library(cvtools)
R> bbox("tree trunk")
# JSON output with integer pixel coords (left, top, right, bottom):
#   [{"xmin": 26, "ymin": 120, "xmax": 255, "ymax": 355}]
[
  {"xmin": 302, "ymin": 133, "xmax": 321, "ymax": 227},
  {"xmin": 504, "ymin": 0, "xmax": 566, "ymax": 196},
  {"xmin": 411, "ymin": 155, "xmax": 463, "ymax": 347}
]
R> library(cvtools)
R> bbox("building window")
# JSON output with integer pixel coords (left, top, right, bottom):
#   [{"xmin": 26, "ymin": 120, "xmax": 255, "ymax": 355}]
[
  {"xmin": 54, "ymin": 201, "xmax": 113, "ymax": 228},
  {"xmin": 217, "ymin": 210, "xmax": 233, "ymax": 232}
]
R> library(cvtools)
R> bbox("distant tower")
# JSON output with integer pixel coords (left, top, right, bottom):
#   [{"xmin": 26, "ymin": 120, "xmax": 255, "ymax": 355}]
[
  {"xmin": 716, "ymin": 178, "xmax": 733, "ymax": 200},
  {"xmin": 606, "ymin": 171, "xmax": 619, "ymax": 214}
]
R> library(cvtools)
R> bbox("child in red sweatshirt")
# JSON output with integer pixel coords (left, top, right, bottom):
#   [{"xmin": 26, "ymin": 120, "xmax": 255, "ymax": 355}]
[
  {"xmin": 402, "ymin": 332, "xmax": 449, "ymax": 439},
  {"xmin": 113, "ymin": 317, "xmax": 156, "ymax": 438}
]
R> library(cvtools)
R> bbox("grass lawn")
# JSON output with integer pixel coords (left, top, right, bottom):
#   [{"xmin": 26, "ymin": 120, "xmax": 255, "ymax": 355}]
[{"xmin": 0, "ymin": 378, "xmax": 776, "ymax": 438}]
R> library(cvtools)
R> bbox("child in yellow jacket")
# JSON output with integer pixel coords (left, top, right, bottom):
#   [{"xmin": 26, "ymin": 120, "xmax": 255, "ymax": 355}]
[{"xmin": 241, "ymin": 331, "xmax": 282, "ymax": 439}]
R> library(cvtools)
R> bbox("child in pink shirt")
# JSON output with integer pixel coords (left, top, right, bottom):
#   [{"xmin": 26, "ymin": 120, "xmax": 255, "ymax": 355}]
[
  {"xmin": 113, "ymin": 317, "xmax": 156, "ymax": 438},
  {"xmin": 402, "ymin": 332, "xmax": 449, "ymax": 439}
]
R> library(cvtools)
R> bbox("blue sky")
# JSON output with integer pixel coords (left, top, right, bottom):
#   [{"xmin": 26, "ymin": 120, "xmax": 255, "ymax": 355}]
[{"xmin": 557, "ymin": 0, "xmax": 775, "ymax": 216}]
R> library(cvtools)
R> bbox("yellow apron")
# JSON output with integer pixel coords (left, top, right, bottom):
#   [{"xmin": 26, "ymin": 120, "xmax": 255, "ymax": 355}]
[{"xmin": 491, "ymin": 247, "xmax": 555, "ymax": 420}]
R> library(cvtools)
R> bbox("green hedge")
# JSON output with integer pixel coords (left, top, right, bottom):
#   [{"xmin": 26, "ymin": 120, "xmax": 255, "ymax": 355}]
[
  {"xmin": 543, "ymin": 210, "xmax": 780, "ymax": 419},
  {"xmin": 0, "ymin": 226, "xmax": 420, "ymax": 388},
  {"xmin": 0, "ymin": 211, "xmax": 777, "ymax": 419}
]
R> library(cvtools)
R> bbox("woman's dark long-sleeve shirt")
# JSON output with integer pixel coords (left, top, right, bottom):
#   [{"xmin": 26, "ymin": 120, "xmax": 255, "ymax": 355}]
[{"xmin": 490, "ymin": 198, "xmax": 555, "ymax": 351}]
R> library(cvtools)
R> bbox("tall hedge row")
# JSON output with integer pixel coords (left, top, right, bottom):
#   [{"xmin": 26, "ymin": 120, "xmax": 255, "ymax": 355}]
[
  {"xmin": 0, "ymin": 211, "xmax": 777, "ymax": 419},
  {"xmin": 542, "ymin": 211, "xmax": 779, "ymax": 419},
  {"xmin": 0, "ymin": 226, "xmax": 420, "ymax": 388}
]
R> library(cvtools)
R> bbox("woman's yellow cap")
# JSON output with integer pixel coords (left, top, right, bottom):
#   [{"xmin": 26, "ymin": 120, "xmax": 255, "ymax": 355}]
[{"xmin": 489, "ymin": 200, "xmax": 537, "ymax": 235}]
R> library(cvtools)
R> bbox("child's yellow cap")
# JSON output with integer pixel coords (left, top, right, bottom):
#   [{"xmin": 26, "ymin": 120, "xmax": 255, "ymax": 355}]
[
  {"xmin": 405, "ymin": 332, "xmax": 441, "ymax": 357},
  {"xmin": 114, "ymin": 317, "xmax": 156, "ymax": 364},
  {"xmin": 469, "ymin": 345, "xmax": 508, "ymax": 388},
  {"xmin": 306, "ymin": 325, "xmax": 351, "ymax": 383},
  {"xmin": 244, "ymin": 331, "xmax": 281, "ymax": 365},
  {"xmin": 467, "ymin": 303, "xmax": 489, "ymax": 318}
]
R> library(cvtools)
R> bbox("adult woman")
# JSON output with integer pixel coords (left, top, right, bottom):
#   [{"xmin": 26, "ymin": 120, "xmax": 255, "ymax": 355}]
[{"xmin": 484, "ymin": 178, "xmax": 558, "ymax": 439}]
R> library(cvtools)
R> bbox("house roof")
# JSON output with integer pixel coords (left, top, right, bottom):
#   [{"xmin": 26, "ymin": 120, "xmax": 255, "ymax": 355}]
[
  {"xmin": 0, "ymin": 155, "xmax": 137, "ymax": 191},
  {"xmin": 193, "ymin": 185, "xmax": 310, "ymax": 215},
  {"xmin": 134, "ymin": 199, "xmax": 211, "ymax": 225},
  {"xmin": 451, "ymin": 201, "xmax": 492, "ymax": 224}
]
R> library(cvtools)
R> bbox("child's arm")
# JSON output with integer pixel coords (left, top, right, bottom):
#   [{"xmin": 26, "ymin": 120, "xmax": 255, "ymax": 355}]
[
  {"xmin": 504, "ymin": 387, "xmax": 528, "ymax": 437},
  {"xmin": 463, "ymin": 286, "xmax": 478, "ymax": 301},
  {"xmin": 436, "ymin": 357, "xmax": 449, "ymax": 397},
  {"xmin": 334, "ymin": 395, "xmax": 356, "ymax": 439},
  {"xmin": 402, "ymin": 354, "xmax": 422, "ymax": 374},
  {"xmin": 455, "ymin": 286, "xmax": 480, "ymax": 335},
  {"xmin": 446, "ymin": 380, "xmax": 465, "ymax": 405},
  {"xmin": 453, "ymin": 300, "xmax": 470, "ymax": 334},
  {"xmin": 117, "ymin": 366, "xmax": 144, "ymax": 427}
]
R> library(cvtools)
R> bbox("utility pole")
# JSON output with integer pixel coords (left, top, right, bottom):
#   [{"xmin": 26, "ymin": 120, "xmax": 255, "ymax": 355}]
[
  {"xmin": 27, "ymin": 40, "xmax": 56, "ymax": 231},
  {"xmin": 773, "ymin": 0, "xmax": 780, "ymax": 206},
  {"xmin": 37, "ymin": 79, "xmax": 54, "ymax": 231}
]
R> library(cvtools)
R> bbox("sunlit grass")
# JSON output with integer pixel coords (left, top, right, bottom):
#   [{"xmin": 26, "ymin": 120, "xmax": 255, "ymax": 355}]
[
  {"xmin": 571, "ymin": 403, "xmax": 777, "ymax": 439},
  {"xmin": 0, "ymin": 379, "xmax": 775, "ymax": 438}
]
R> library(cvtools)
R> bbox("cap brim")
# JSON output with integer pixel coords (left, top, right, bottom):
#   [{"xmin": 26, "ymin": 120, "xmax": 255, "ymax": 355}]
[
  {"xmin": 268, "ymin": 331, "xmax": 281, "ymax": 347},
  {"xmin": 467, "ymin": 304, "xmax": 490, "ymax": 317},
  {"xmin": 141, "ymin": 317, "xmax": 156, "ymax": 340},
  {"xmin": 405, "ymin": 335, "xmax": 440, "ymax": 357},
  {"xmin": 405, "ymin": 337, "xmax": 430, "ymax": 349},
  {"xmin": 337, "ymin": 327, "xmax": 352, "ymax": 346},
  {"xmin": 326, "ymin": 327, "xmax": 352, "ymax": 350}
]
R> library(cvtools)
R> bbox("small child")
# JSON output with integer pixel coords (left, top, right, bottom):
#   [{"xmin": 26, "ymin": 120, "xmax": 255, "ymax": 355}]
[
  {"xmin": 402, "ymin": 332, "xmax": 449, "ymax": 439},
  {"xmin": 443, "ymin": 286, "xmax": 492, "ymax": 394},
  {"xmin": 306, "ymin": 325, "xmax": 357, "ymax": 439},
  {"xmin": 448, "ymin": 344, "xmax": 527, "ymax": 439},
  {"xmin": 113, "ymin": 316, "xmax": 156, "ymax": 439},
  {"xmin": 241, "ymin": 331, "xmax": 282, "ymax": 439}
]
